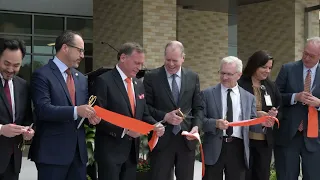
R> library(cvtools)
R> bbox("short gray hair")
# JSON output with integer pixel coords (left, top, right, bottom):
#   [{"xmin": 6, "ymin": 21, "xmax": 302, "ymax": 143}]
[
  {"xmin": 164, "ymin": 41, "xmax": 185, "ymax": 57},
  {"xmin": 220, "ymin": 56, "xmax": 243, "ymax": 73},
  {"xmin": 306, "ymin": 37, "xmax": 320, "ymax": 50}
]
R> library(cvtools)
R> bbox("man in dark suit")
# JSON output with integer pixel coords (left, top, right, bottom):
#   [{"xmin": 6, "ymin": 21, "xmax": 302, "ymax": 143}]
[
  {"xmin": 0, "ymin": 39, "xmax": 34, "ymax": 180},
  {"xmin": 29, "ymin": 31, "xmax": 101, "ymax": 180},
  {"xmin": 93, "ymin": 42, "xmax": 165, "ymax": 180},
  {"xmin": 143, "ymin": 41, "xmax": 204, "ymax": 180},
  {"xmin": 275, "ymin": 37, "xmax": 320, "ymax": 180},
  {"xmin": 201, "ymin": 56, "xmax": 272, "ymax": 180}
]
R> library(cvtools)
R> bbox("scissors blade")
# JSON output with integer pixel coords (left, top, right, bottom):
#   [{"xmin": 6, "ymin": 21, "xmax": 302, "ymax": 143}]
[{"xmin": 154, "ymin": 119, "xmax": 165, "ymax": 126}]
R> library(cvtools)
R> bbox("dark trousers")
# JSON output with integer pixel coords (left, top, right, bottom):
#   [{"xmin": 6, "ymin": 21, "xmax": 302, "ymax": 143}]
[
  {"xmin": 274, "ymin": 131, "xmax": 320, "ymax": 180},
  {"xmin": 36, "ymin": 146, "xmax": 86, "ymax": 180},
  {"xmin": 150, "ymin": 134, "xmax": 195, "ymax": 180},
  {"xmin": 203, "ymin": 137, "xmax": 246, "ymax": 180},
  {"xmin": 0, "ymin": 155, "xmax": 18, "ymax": 180},
  {"xmin": 97, "ymin": 142, "xmax": 136, "ymax": 180},
  {"xmin": 245, "ymin": 140, "xmax": 272, "ymax": 180}
]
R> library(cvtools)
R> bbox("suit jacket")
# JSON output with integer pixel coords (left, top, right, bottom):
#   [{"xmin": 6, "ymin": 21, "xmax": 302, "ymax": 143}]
[
  {"xmin": 238, "ymin": 76, "xmax": 282, "ymax": 146},
  {"xmin": 143, "ymin": 66, "xmax": 204, "ymax": 151},
  {"xmin": 0, "ymin": 76, "xmax": 32, "ymax": 174},
  {"xmin": 29, "ymin": 60, "xmax": 88, "ymax": 165},
  {"xmin": 201, "ymin": 84, "xmax": 257, "ymax": 168},
  {"xmin": 94, "ymin": 68, "xmax": 157, "ymax": 164},
  {"xmin": 275, "ymin": 60, "xmax": 320, "ymax": 152}
]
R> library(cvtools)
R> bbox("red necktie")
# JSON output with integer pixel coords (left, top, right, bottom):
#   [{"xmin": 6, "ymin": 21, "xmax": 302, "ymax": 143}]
[
  {"xmin": 125, "ymin": 78, "xmax": 135, "ymax": 116},
  {"xmin": 298, "ymin": 69, "xmax": 311, "ymax": 132},
  {"xmin": 65, "ymin": 69, "xmax": 75, "ymax": 106},
  {"xmin": 3, "ymin": 80, "xmax": 12, "ymax": 112}
]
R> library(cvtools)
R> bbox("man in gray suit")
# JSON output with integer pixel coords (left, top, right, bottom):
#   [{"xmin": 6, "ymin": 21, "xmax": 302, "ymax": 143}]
[
  {"xmin": 275, "ymin": 37, "xmax": 320, "ymax": 180},
  {"xmin": 201, "ymin": 56, "xmax": 273, "ymax": 180}
]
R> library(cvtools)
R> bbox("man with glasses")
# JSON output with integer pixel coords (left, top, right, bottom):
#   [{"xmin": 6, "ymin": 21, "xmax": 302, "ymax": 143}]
[
  {"xmin": 201, "ymin": 56, "xmax": 272, "ymax": 180},
  {"xmin": 29, "ymin": 30, "xmax": 101, "ymax": 180},
  {"xmin": 275, "ymin": 37, "xmax": 320, "ymax": 180}
]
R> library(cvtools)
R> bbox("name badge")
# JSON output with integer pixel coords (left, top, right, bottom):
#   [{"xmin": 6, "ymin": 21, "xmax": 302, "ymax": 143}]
[{"xmin": 264, "ymin": 95, "xmax": 272, "ymax": 106}]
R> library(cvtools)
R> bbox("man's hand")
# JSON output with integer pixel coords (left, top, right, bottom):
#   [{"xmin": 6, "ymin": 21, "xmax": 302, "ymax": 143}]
[
  {"xmin": 216, "ymin": 119, "xmax": 229, "ymax": 130},
  {"xmin": 0, "ymin": 124, "xmax": 26, "ymax": 138},
  {"xmin": 77, "ymin": 105, "xmax": 96, "ymax": 119},
  {"xmin": 88, "ymin": 115, "xmax": 101, "ymax": 125},
  {"xmin": 305, "ymin": 94, "xmax": 320, "ymax": 107},
  {"xmin": 261, "ymin": 117, "xmax": 274, "ymax": 127},
  {"xmin": 22, "ymin": 126, "xmax": 35, "ymax": 141},
  {"xmin": 126, "ymin": 130, "xmax": 141, "ymax": 138},
  {"xmin": 295, "ymin": 91, "xmax": 312, "ymax": 104},
  {"xmin": 153, "ymin": 123, "xmax": 165, "ymax": 137},
  {"xmin": 186, "ymin": 126, "xmax": 198, "ymax": 140},
  {"xmin": 164, "ymin": 109, "xmax": 183, "ymax": 125},
  {"xmin": 268, "ymin": 107, "xmax": 278, "ymax": 117}
]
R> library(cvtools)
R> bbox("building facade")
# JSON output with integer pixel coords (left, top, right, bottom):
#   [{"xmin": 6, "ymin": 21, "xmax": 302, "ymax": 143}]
[{"xmin": 1, "ymin": 0, "xmax": 319, "ymax": 89}]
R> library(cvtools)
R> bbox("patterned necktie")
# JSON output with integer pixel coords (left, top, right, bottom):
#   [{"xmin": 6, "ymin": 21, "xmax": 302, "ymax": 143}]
[
  {"xmin": 226, "ymin": 89, "xmax": 233, "ymax": 136},
  {"xmin": 3, "ymin": 80, "xmax": 12, "ymax": 113},
  {"xmin": 298, "ymin": 69, "xmax": 311, "ymax": 132},
  {"xmin": 125, "ymin": 78, "xmax": 135, "ymax": 116},
  {"xmin": 65, "ymin": 69, "xmax": 75, "ymax": 106},
  {"xmin": 171, "ymin": 74, "xmax": 181, "ymax": 135}
]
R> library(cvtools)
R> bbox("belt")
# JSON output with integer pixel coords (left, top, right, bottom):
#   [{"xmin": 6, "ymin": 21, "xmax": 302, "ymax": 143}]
[
  {"xmin": 249, "ymin": 131, "xmax": 266, "ymax": 140},
  {"xmin": 222, "ymin": 136, "xmax": 241, "ymax": 143}
]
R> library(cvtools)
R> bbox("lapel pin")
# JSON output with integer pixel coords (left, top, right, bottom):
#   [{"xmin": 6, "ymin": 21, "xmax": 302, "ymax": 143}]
[
  {"xmin": 134, "ymin": 81, "xmax": 137, "ymax": 85},
  {"xmin": 75, "ymin": 73, "xmax": 78, "ymax": 77}
]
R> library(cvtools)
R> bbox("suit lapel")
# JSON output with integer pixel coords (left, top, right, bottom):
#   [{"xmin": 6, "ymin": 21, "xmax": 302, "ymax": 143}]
[
  {"xmin": 312, "ymin": 63, "xmax": 320, "ymax": 90},
  {"xmin": 295, "ymin": 61, "xmax": 304, "ymax": 92},
  {"xmin": 178, "ymin": 68, "xmax": 186, "ymax": 106},
  {"xmin": 112, "ymin": 68, "xmax": 134, "ymax": 117},
  {"xmin": 72, "ymin": 69, "xmax": 80, "ymax": 105},
  {"xmin": 50, "ymin": 60, "xmax": 73, "ymax": 105},
  {"xmin": 13, "ymin": 77, "xmax": 19, "ymax": 120},
  {"xmin": 0, "ymin": 79, "xmax": 12, "ymax": 118},
  {"xmin": 213, "ymin": 84, "xmax": 222, "ymax": 118},
  {"xmin": 133, "ymin": 79, "xmax": 141, "ymax": 118},
  {"xmin": 239, "ymin": 87, "xmax": 247, "ymax": 120},
  {"xmin": 159, "ymin": 66, "xmax": 176, "ymax": 106}
]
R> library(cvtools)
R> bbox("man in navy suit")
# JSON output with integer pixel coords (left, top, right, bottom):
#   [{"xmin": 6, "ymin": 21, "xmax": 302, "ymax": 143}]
[{"xmin": 29, "ymin": 31, "xmax": 101, "ymax": 180}]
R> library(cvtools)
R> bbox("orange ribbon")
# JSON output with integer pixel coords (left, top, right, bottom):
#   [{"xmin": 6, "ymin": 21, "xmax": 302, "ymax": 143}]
[
  {"xmin": 307, "ymin": 106, "xmax": 318, "ymax": 138},
  {"xmin": 228, "ymin": 116, "xmax": 279, "ymax": 128},
  {"xmin": 93, "ymin": 105, "xmax": 155, "ymax": 135}
]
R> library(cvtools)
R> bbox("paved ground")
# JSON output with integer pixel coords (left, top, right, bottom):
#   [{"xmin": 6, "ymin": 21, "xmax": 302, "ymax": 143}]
[{"xmin": 20, "ymin": 158, "xmax": 204, "ymax": 180}]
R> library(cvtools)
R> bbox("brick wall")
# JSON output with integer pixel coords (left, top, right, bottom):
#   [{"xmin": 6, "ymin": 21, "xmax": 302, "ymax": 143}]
[
  {"xmin": 238, "ymin": 0, "xmax": 296, "ymax": 80},
  {"xmin": 177, "ymin": 7, "xmax": 228, "ymax": 89}
]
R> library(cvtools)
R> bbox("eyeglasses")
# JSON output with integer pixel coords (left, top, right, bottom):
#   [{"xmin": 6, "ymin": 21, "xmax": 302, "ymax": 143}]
[
  {"xmin": 66, "ymin": 44, "xmax": 85, "ymax": 54},
  {"xmin": 218, "ymin": 71, "xmax": 237, "ymax": 77}
]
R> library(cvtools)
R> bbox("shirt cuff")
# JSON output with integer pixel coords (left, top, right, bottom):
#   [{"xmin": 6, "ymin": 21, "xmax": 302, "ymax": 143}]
[
  {"xmin": 291, "ymin": 93, "xmax": 297, "ymax": 105},
  {"xmin": 0, "ymin": 124, "xmax": 2, "ymax": 135},
  {"xmin": 74, "ymin": 107, "xmax": 78, "ymax": 120},
  {"xmin": 121, "ymin": 129, "xmax": 127, "ymax": 138}
]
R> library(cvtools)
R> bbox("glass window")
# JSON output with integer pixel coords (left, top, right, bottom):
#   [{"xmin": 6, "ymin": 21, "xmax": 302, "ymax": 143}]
[
  {"xmin": 77, "ymin": 57, "xmax": 92, "ymax": 74},
  {"xmin": 32, "ymin": 55, "xmax": 53, "ymax": 71},
  {"xmin": 67, "ymin": 18, "xmax": 92, "ymax": 39},
  {"xmin": 84, "ymin": 42, "xmax": 93, "ymax": 56},
  {"xmin": 0, "ymin": 35, "xmax": 31, "ymax": 53},
  {"xmin": 34, "ymin": 37, "xmax": 56, "ymax": 54},
  {"xmin": 34, "ymin": 16, "xmax": 64, "ymax": 35},
  {"xmin": 0, "ymin": 13, "xmax": 31, "ymax": 34},
  {"xmin": 18, "ymin": 55, "xmax": 31, "ymax": 83}
]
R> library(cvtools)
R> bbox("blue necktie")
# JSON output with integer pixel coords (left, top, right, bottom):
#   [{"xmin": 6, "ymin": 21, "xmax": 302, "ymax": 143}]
[{"xmin": 171, "ymin": 74, "xmax": 181, "ymax": 135}]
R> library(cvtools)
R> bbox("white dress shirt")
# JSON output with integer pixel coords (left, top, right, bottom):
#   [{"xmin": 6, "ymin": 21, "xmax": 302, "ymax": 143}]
[
  {"xmin": 221, "ymin": 84, "xmax": 242, "ymax": 139},
  {"xmin": 0, "ymin": 73, "xmax": 15, "ymax": 122}
]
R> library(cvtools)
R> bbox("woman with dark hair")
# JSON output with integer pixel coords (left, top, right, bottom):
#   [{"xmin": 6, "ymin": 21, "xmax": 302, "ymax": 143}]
[{"xmin": 238, "ymin": 50, "xmax": 281, "ymax": 180}]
